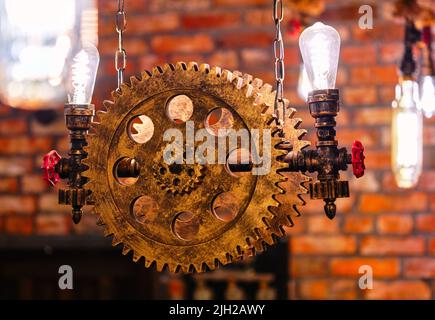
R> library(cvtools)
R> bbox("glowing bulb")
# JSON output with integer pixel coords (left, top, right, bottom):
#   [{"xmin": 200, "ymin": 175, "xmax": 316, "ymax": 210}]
[
  {"xmin": 297, "ymin": 64, "xmax": 311, "ymax": 101},
  {"xmin": 299, "ymin": 22, "xmax": 340, "ymax": 90},
  {"xmin": 419, "ymin": 75, "xmax": 435, "ymax": 118},
  {"xmin": 391, "ymin": 80, "xmax": 422, "ymax": 188},
  {"xmin": 67, "ymin": 43, "xmax": 99, "ymax": 105}
]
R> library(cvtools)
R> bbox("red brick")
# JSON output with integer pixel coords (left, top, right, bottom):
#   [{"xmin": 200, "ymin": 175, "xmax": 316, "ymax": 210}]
[
  {"xmin": 98, "ymin": 0, "xmax": 147, "ymax": 13},
  {"xmin": 283, "ymin": 47, "xmax": 301, "ymax": 68},
  {"xmin": 151, "ymin": 34, "xmax": 214, "ymax": 54},
  {"xmin": 148, "ymin": 0, "xmax": 209, "ymax": 12},
  {"xmin": 291, "ymin": 235, "xmax": 356, "ymax": 255},
  {"xmin": 430, "ymin": 238, "xmax": 435, "ymax": 255},
  {"xmin": 378, "ymin": 85, "xmax": 396, "ymax": 104},
  {"xmin": 336, "ymin": 127, "xmax": 380, "ymax": 148},
  {"xmin": 0, "ymin": 119, "xmax": 27, "ymax": 135},
  {"xmin": 342, "ymin": 86, "xmax": 377, "ymax": 106},
  {"xmin": 354, "ymin": 107, "xmax": 392, "ymax": 126},
  {"xmin": 241, "ymin": 49, "xmax": 270, "ymax": 68},
  {"xmin": 349, "ymin": 171, "xmax": 381, "ymax": 193},
  {"xmin": 352, "ymin": 23, "xmax": 403, "ymax": 42},
  {"xmin": 320, "ymin": 4, "xmax": 376, "ymax": 22},
  {"xmin": 351, "ymin": 65, "xmax": 398, "ymax": 85},
  {"xmin": 300, "ymin": 196, "xmax": 354, "ymax": 215},
  {"xmin": 290, "ymin": 257, "xmax": 328, "ymax": 277},
  {"xmin": 214, "ymin": 0, "xmax": 269, "ymax": 7},
  {"xmin": 416, "ymin": 214, "xmax": 435, "ymax": 233},
  {"xmin": 306, "ymin": 216, "xmax": 340, "ymax": 234},
  {"xmin": 424, "ymin": 126, "xmax": 435, "ymax": 146},
  {"xmin": 359, "ymin": 193, "xmax": 427, "ymax": 213},
  {"xmin": 38, "ymin": 193, "xmax": 70, "ymax": 214},
  {"xmin": 22, "ymin": 175, "xmax": 48, "ymax": 194},
  {"xmin": 99, "ymin": 38, "xmax": 148, "ymax": 57},
  {"xmin": 36, "ymin": 214, "xmax": 70, "ymax": 235},
  {"xmin": 331, "ymin": 258, "xmax": 400, "ymax": 278},
  {"xmin": 125, "ymin": 13, "xmax": 180, "ymax": 34},
  {"xmin": 31, "ymin": 117, "xmax": 66, "ymax": 135},
  {"xmin": 169, "ymin": 54, "xmax": 205, "ymax": 65},
  {"xmin": 244, "ymin": 8, "xmax": 270, "ymax": 26},
  {"xmin": 0, "ymin": 196, "xmax": 35, "ymax": 215},
  {"xmin": 5, "ymin": 215, "xmax": 33, "ymax": 235},
  {"xmin": 299, "ymin": 280, "xmax": 357, "ymax": 300},
  {"xmin": 365, "ymin": 281, "xmax": 431, "ymax": 300},
  {"xmin": 218, "ymin": 31, "xmax": 273, "ymax": 48},
  {"xmin": 404, "ymin": 258, "xmax": 435, "ymax": 278},
  {"xmin": 344, "ymin": 216, "xmax": 374, "ymax": 234},
  {"xmin": 73, "ymin": 214, "xmax": 100, "ymax": 235},
  {"xmin": 0, "ymin": 157, "xmax": 33, "ymax": 176},
  {"xmin": 0, "ymin": 177, "xmax": 18, "ymax": 193},
  {"xmin": 0, "ymin": 137, "xmax": 52, "ymax": 155},
  {"xmin": 363, "ymin": 150, "xmax": 390, "ymax": 170},
  {"xmin": 361, "ymin": 236, "xmax": 425, "ymax": 256},
  {"xmin": 377, "ymin": 214, "xmax": 413, "ymax": 234},
  {"xmin": 341, "ymin": 46, "xmax": 376, "ymax": 65},
  {"xmin": 379, "ymin": 42, "xmax": 402, "ymax": 64},
  {"xmin": 182, "ymin": 12, "xmax": 240, "ymax": 29},
  {"xmin": 209, "ymin": 50, "xmax": 238, "ymax": 70}
]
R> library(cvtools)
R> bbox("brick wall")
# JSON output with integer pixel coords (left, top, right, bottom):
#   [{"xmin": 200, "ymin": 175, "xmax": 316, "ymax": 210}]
[{"xmin": 0, "ymin": 0, "xmax": 434, "ymax": 299}]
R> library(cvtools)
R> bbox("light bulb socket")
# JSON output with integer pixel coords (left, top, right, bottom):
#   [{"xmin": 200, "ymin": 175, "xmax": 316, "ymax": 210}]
[{"xmin": 64, "ymin": 103, "xmax": 95, "ymax": 132}]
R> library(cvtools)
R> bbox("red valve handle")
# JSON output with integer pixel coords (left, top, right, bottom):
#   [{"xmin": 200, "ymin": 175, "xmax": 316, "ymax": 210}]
[
  {"xmin": 42, "ymin": 150, "xmax": 62, "ymax": 186},
  {"xmin": 351, "ymin": 140, "xmax": 365, "ymax": 178}
]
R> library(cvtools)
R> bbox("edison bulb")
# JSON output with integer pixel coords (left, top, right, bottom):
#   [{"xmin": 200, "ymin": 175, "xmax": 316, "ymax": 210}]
[
  {"xmin": 67, "ymin": 42, "xmax": 99, "ymax": 105},
  {"xmin": 299, "ymin": 22, "xmax": 340, "ymax": 90},
  {"xmin": 391, "ymin": 80, "xmax": 422, "ymax": 188},
  {"xmin": 297, "ymin": 63, "xmax": 311, "ymax": 101},
  {"xmin": 419, "ymin": 75, "xmax": 435, "ymax": 118}
]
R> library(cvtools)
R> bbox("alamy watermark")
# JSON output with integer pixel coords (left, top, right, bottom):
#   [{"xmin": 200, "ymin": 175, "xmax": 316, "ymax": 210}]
[{"xmin": 58, "ymin": 265, "xmax": 73, "ymax": 290}]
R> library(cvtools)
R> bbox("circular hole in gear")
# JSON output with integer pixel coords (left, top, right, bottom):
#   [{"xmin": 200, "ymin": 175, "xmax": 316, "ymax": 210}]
[
  {"xmin": 211, "ymin": 192, "xmax": 239, "ymax": 222},
  {"xmin": 128, "ymin": 115, "xmax": 154, "ymax": 144},
  {"xmin": 113, "ymin": 157, "xmax": 140, "ymax": 186},
  {"xmin": 132, "ymin": 196, "xmax": 158, "ymax": 224},
  {"xmin": 205, "ymin": 108, "xmax": 234, "ymax": 137},
  {"xmin": 166, "ymin": 95, "xmax": 194, "ymax": 124},
  {"xmin": 172, "ymin": 211, "xmax": 200, "ymax": 241},
  {"xmin": 225, "ymin": 148, "xmax": 253, "ymax": 178}
]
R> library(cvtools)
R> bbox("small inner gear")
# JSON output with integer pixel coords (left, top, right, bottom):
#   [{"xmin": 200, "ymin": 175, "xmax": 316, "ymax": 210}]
[{"xmin": 152, "ymin": 144, "xmax": 205, "ymax": 195}]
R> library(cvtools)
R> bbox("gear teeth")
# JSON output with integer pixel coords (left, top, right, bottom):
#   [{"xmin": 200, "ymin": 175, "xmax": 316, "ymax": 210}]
[
  {"xmin": 121, "ymin": 244, "xmax": 131, "ymax": 255},
  {"xmin": 130, "ymin": 75, "xmax": 141, "ymax": 86},
  {"xmin": 96, "ymin": 216, "xmax": 105, "ymax": 226},
  {"xmin": 187, "ymin": 61, "xmax": 199, "ymax": 71},
  {"xmin": 221, "ymin": 69, "xmax": 233, "ymax": 82},
  {"xmin": 199, "ymin": 63, "xmax": 210, "ymax": 73},
  {"xmin": 141, "ymin": 70, "xmax": 152, "ymax": 80},
  {"xmin": 102, "ymin": 100, "xmax": 114, "ymax": 111},
  {"xmin": 144, "ymin": 259, "xmax": 153, "ymax": 269},
  {"xmin": 175, "ymin": 61, "xmax": 188, "ymax": 71},
  {"xmin": 152, "ymin": 65, "xmax": 164, "ymax": 76},
  {"xmin": 132, "ymin": 251, "xmax": 142, "ymax": 263},
  {"xmin": 162, "ymin": 63, "xmax": 176, "ymax": 73},
  {"xmin": 210, "ymin": 66, "xmax": 222, "ymax": 77},
  {"xmin": 111, "ymin": 235, "xmax": 122, "ymax": 246}
]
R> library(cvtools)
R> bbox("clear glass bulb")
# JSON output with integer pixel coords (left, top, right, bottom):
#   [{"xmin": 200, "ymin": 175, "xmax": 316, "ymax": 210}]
[
  {"xmin": 67, "ymin": 42, "xmax": 99, "ymax": 105},
  {"xmin": 419, "ymin": 75, "xmax": 435, "ymax": 118},
  {"xmin": 299, "ymin": 22, "xmax": 340, "ymax": 90},
  {"xmin": 391, "ymin": 80, "xmax": 422, "ymax": 188},
  {"xmin": 297, "ymin": 63, "xmax": 311, "ymax": 101}
]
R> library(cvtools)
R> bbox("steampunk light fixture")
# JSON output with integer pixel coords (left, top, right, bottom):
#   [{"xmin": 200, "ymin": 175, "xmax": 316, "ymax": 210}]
[
  {"xmin": 41, "ymin": 0, "xmax": 364, "ymax": 272},
  {"xmin": 283, "ymin": 21, "xmax": 365, "ymax": 219}
]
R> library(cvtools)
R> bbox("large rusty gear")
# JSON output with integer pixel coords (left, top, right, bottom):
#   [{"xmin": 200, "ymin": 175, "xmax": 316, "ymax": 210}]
[{"xmin": 83, "ymin": 62, "xmax": 309, "ymax": 272}]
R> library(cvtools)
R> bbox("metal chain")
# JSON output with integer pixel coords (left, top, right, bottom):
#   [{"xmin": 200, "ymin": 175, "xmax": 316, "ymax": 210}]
[
  {"xmin": 273, "ymin": 0, "xmax": 286, "ymax": 125},
  {"xmin": 115, "ymin": 0, "xmax": 127, "ymax": 90}
]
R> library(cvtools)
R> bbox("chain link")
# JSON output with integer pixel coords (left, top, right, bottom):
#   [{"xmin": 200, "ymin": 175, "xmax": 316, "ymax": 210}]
[
  {"xmin": 115, "ymin": 0, "xmax": 126, "ymax": 90},
  {"xmin": 273, "ymin": 0, "xmax": 286, "ymax": 124}
]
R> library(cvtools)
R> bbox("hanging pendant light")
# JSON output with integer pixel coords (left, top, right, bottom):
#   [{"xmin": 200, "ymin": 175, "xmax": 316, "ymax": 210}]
[{"xmin": 391, "ymin": 20, "xmax": 423, "ymax": 189}]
